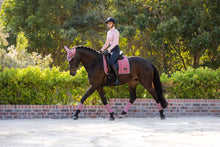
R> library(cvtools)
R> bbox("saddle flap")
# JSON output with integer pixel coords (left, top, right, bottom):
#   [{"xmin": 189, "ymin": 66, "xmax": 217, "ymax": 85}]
[{"xmin": 103, "ymin": 55, "xmax": 130, "ymax": 75}]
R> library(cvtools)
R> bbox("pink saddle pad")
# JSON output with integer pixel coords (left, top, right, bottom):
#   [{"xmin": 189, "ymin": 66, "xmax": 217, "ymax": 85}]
[{"xmin": 103, "ymin": 56, "xmax": 130, "ymax": 75}]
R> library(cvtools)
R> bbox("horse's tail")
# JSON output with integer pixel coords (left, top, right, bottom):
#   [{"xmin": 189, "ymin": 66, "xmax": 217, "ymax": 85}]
[{"xmin": 151, "ymin": 63, "xmax": 168, "ymax": 108}]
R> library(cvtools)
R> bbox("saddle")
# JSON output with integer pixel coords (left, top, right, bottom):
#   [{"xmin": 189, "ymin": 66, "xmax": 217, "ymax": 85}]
[{"xmin": 103, "ymin": 51, "xmax": 130, "ymax": 86}]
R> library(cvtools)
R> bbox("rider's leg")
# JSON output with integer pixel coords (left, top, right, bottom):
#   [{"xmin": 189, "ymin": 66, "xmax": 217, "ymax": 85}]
[
  {"xmin": 111, "ymin": 65, "xmax": 120, "ymax": 85},
  {"xmin": 109, "ymin": 48, "xmax": 120, "ymax": 85}
]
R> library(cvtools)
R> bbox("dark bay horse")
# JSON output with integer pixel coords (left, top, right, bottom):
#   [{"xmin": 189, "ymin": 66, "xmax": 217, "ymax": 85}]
[{"xmin": 64, "ymin": 46, "xmax": 168, "ymax": 120}]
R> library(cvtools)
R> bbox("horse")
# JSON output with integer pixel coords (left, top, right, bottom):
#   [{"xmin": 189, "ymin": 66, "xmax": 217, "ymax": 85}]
[{"xmin": 64, "ymin": 46, "xmax": 168, "ymax": 120}]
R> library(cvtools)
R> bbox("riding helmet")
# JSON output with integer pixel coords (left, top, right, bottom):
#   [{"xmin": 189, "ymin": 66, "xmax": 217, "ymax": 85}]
[{"xmin": 105, "ymin": 17, "xmax": 116, "ymax": 24}]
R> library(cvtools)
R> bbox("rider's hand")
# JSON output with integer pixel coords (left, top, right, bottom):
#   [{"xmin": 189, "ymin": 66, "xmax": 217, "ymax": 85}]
[
  {"xmin": 103, "ymin": 50, "xmax": 109, "ymax": 55},
  {"xmin": 98, "ymin": 50, "xmax": 103, "ymax": 54}
]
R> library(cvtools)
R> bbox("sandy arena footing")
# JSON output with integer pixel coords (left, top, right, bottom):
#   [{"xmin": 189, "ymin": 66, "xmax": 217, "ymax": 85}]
[{"xmin": 0, "ymin": 117, "xmax": 219, "ymax": 147}]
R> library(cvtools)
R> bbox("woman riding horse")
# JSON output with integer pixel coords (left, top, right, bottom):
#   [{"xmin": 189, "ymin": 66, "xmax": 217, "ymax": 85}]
[
  {"xmin": 100, "ymin": 17, "xmax": 120, "ymax": 85},
  {"xmin": 64, "ymin": 45, "xmax": 168, "ymax": 120}
]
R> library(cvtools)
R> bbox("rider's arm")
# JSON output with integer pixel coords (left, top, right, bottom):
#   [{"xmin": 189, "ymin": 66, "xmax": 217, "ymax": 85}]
[
  {"xmin": 107, "ymin": 30, "xmax": 119, "ymax": 52},
  {"xmin": 100, "ymin": 33, "xmax": 109, "ymax": 52}
]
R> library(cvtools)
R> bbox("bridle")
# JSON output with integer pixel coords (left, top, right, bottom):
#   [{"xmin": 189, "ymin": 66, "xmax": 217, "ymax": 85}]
[
  {"xmin": 69, "ymin": 56, "xmax": 79, "ymax": 69},
  {"xmin": 65, "ymin": 46, "xmax": 79, "ymax": 70},
  {"xmin": 66, "ymin": 47, "xmax": 76, "ymax": 62},
  {"xmin": 69, "ymin": 65, "xmax": 78, "ymax": 69}
]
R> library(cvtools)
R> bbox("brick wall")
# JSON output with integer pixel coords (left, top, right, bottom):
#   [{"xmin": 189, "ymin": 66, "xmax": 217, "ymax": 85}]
[{"xmin": 0, "ymin": 99, "xmax": 219, "ymax": 119}]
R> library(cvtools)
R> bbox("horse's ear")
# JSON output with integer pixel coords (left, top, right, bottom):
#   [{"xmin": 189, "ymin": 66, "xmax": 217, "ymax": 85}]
[{"xmin": 64, "ymin": 46, "xmax": 70, "ymax": 52}]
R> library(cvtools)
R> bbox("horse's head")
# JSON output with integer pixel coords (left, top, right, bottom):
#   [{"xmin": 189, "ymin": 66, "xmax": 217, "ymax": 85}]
[{"xmin": 64, "ymin": 46, "xmax": 80, "ymax": 76}]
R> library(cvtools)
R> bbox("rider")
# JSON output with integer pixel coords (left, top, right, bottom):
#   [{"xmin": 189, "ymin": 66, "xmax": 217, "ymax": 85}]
[{"xmin": 100, "ymin": 17, "xmax": 120, "ymax": 85}]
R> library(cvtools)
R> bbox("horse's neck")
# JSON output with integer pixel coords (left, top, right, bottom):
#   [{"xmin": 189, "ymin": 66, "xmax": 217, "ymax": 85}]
[{"xmin": 78, "ymin": 49, "xmax": 101, "ymax": 70}]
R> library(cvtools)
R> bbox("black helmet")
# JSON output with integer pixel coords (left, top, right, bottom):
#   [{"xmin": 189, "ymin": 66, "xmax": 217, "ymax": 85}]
[{"xmin": 105, "ymin": 17, "xmax": 116, "ymax": 24}]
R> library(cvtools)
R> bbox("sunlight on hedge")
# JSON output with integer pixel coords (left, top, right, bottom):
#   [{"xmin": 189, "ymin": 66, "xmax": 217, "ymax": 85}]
[
  {"xmin": 0, "ymin": 66, "xmax": 219, "ymax": 105},
  {"xmin": 161, "ymin": 67, "xmax": 220, "ymax": 99}
]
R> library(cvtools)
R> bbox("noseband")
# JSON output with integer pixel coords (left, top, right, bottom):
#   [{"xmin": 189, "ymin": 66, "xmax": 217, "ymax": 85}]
[{"xmin": 69, "ymin": 64, "xmax": 78, "ymax": 69}]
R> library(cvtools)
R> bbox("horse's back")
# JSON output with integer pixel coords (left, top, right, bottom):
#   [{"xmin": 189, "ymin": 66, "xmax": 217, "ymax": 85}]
[
  {"xmin": 128, "ymin": 56, "xmax": 153, "ymax": 70},
  {"xmin": 128, "ymin": 56, "xmax": 154, "ymax": 79}
]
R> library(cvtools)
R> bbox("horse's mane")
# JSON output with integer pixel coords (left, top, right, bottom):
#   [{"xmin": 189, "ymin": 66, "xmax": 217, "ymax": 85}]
[{"xmin": 75, "ymin": 45, "xmax": 99, "ymax": 55}]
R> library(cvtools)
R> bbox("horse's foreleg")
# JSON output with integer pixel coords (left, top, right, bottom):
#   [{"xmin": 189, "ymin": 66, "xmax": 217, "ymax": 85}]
[
  {"xmin": 97, "ymin": 88, "xmax": 115, "ymax": 121},
  {"xmin": 119, "ymin": 83, "xmax": 137, "ymax": 119},
  {"xmin": 73, "ymin": 86, "xmax": 96, "ymax": 120}
]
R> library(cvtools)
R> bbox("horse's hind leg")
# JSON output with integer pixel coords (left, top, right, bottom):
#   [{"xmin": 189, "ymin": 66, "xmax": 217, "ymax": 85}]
[
  {"xmin": 141, "ymin": 82, "xmax": 165, "ymax": 119},
  {"xmin": 97, "ymin": 88, "xmax": 115, "ymax": 121},
  {"xmin": 119, "ymin": 82, "xmax": 138, "ymax": 119}
]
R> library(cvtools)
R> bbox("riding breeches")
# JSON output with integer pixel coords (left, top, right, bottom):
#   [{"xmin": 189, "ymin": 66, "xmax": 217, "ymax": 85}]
[{"xmin": 110, "ymin": 45, "xmax": 120, "ymax": 69}]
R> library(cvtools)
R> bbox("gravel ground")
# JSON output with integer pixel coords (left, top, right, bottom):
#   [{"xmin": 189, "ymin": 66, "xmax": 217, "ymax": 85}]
[{"xmin": 0, "ymin": 117, "xmax": 220, "ymax": 147}]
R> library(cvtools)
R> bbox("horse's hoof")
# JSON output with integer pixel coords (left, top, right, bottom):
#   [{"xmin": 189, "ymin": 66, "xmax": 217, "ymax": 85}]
[
  {"xmin": 118, "ymin": 115, "xmax": 125, "ymax": 119},
  {"xmin": 109, "ymin": 117, "xmax": 115, "ymax": 121},
  {"xmin": 161, "ymin": 115, "xmax": 166, "ymax": 120},
  {"xmin": 73, "ymin": 116, "xmax": 78, "ymax": 120},
  {"xmin": 109, "ymin": 112, "xmax": 115, "ymax": 121}
]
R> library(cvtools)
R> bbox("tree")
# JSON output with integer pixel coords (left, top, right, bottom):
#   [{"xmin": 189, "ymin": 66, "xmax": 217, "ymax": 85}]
[
  {"xmin": 61, "ymin": 0, "xmax": 108, "ymax": 49},
  {"xmin": 1, "ymin": 0, "xmax": 219, "ymax": 71},
  {"xmin": 0, "ymin": 0, "xmax": 73, "ymax": 67},
  {"xmin": 132, "ymin": 0, "xmax": 220, "ymax": 72}
]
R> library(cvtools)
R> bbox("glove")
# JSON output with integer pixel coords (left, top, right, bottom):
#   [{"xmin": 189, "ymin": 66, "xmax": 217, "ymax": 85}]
[{"xmin": 103, "ymin": 50, "xmax": 109, "ymax": 55}]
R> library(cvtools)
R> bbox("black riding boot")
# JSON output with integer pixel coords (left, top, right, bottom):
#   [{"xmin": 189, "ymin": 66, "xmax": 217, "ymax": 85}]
[{"xmin": 112, "ymin": 66, "xmax": 120, "ymax": 85}]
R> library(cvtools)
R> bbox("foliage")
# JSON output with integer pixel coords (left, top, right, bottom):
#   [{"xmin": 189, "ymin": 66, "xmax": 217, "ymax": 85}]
[
  {"xmin": 0, "ymin": 67, "xmax": 219, "ymax": 105},
  {"xmin": 0, "ymin": 66, "xmax": 85, "ymax": 105},
  {"xmin": 0, "ymin": 31, "xmax": 52, "ymax": 70},
  {"xmin": 0, "ymin": 26, "xmax": 9, "ymax": 49},
  {"xmin": 0, "ymin": 0, "xmax": 74, "ymax": 67},
  {"xmin": 0, "ymin": 0, "xmax": 219, "ymax": 72},
  {"xmin": 0, "ymin": 0, "xmax": 219, "ymax": 104},
  {"xmin": 111, "ymin": 0, "xmax": 220, "ymax": 72},
  {"xmin": 161, "ymin": 67, "xmax": 220, "ymax": 99}
]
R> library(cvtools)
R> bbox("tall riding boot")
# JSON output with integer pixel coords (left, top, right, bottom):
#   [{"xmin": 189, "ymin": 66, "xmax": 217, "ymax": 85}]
[{"xmin": 112, "ymin": 66, "xmax": 120, "ymax": 85}]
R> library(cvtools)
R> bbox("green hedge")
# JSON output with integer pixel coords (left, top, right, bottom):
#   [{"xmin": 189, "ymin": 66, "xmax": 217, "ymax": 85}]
[
  {"xmin": 161, "ymin": 67, "xmax": 220, "ymax": 99},
  {"xmin": 0, "ymin": 66, "xmax": 219, "ymax": 105},
  {"xmin": 0, "ymin": 66, "xmax": 88, "ymax": 105}
]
